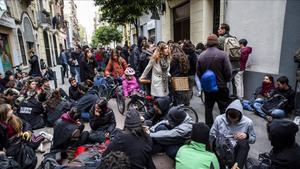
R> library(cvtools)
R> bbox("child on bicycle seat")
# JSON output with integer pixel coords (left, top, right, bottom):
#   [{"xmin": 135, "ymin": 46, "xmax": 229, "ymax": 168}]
[{"xmin": 122, "ymin": 67, "xmax": 140, "ymax": 97}]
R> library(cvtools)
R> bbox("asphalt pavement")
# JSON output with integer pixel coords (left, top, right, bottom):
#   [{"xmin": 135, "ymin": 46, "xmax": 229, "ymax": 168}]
[{"xmin": 34, "ymin": 66, "xmax": 299, "ymax": 169}]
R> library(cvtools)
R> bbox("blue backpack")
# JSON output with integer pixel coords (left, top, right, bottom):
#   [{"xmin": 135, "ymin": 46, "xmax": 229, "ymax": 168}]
[{"xmin": 200, "ymin": 57, "xmax": 218, "ymax": 92}]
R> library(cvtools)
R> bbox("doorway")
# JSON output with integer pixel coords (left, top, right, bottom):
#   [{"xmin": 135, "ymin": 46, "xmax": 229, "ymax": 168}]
[
  {"xmin": 43, "ymin": 31, "xmax": 52, "ymax": 67},
  {"xmin": 173, "ymin": 2, "xmax": 190, "ymax": 42}
]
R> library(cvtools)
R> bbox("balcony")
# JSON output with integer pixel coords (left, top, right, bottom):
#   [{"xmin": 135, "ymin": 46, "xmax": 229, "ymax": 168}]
[{"xmin": 37, "ymin": 11, "xmax": 51, "ymax": 26}]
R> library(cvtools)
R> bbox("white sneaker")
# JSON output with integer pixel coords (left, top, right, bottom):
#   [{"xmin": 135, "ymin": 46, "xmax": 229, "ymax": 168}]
[
  {"xmin": 293, "ymin": 116, "xmax": 300, "ymax": 125},
  {"xmin": 39, "ymin": 131, "xmax": 53, "ymax": 142}
]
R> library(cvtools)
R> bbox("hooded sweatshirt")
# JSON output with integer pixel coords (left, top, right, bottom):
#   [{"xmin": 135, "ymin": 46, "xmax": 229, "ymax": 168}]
[
  {"xmin": 240, "ymin": 47, "xmax": 252, "ymax": 71},
  {"xmin": 210, "ymin": 99, "xmax": 256, "ymax": 144},
  {"xmin": 268, "ymin": 120, "xmax": 300, "ymax": 169},
  {"xmin": 144, "ymin": 96, "xmax": 171, "ymax": 125}
]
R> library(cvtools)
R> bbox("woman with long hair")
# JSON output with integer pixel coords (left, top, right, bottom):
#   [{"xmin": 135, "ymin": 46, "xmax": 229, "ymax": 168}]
[
  {"xmin": 169, "ymin": 44, "xmax": 190, "ymax": 105},
  {"xmin": 140, "ymin": 42, "xmax": 171, "ymax": 97},
  {"xmin": 80, "ymin": 48, "xmax": 97, "ymax": 82},
  {"xmin": 105, "ymin": 49, "xmax": 127, "ymax": 78}
]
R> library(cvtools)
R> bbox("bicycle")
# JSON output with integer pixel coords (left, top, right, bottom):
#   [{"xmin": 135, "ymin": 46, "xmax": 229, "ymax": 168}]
[
  {"xmin": 97, "ymin": 76, "xmax": 126, "ymax": 114},
  {"xmin": 127, "ymin": 79, "xmax": 199, "ymax": 123}
]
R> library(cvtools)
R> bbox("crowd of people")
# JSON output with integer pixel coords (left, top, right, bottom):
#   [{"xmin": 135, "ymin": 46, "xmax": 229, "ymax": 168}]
[{"xmin": 0, "ymin": 22, "xmax": 299, "ymax": 169}]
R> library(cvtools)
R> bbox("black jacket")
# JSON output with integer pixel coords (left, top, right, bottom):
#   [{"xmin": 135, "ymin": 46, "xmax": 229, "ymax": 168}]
[
  {"xmin": 144, "ymin": 96, "xmax": 171, "ymax": 126},
  {"xmin": 69, "ymin": 84, "xmax": 84, "ymax": 101},
  {"xmin": 75, "ymin": 88, "xmax": 99, "ymax": 113},
  {"xmin": 184, "ymin": 49, "xmax": 197, "ymax": 76},
  {"xmin": 89, "ymin": 108, "xmax": 116, "ymax": 133},
  {"xmin": 28, "ymin": 55, "xmax": 42, "ymax": 77},
  {"xmin": 270, "ymin": 86, "xmax": 295, "ymax": 113},
  {"xmin": 170, "ymin": 54, "xmax": 189, "ymax": 77},
  {"xmin": 269, "ymin": 120, "xmax": 300, "ymax": 169},
  {"xmin": 17, "ymin": 97, "xmax": 45, "ymax": 130},
  {"xmin": 80, "ymin": 58, "xmax": 96, "ymax": 82},
  {"xmin": 103, "ymin": 131, "xmax": 156, "ymax": 169}
]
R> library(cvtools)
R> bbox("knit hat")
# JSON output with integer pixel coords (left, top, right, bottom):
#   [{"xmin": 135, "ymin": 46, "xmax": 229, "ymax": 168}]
[
  {"xmin": 191, "ymin": 122, "xmax": 210, "ymax": 145},
  {"xmin": 206, "ymin": 34, "xmax": 219, "ymax": 46},
  {"xmin": 125, "ymin": 108, "xmax": 141, "ymax": 128},
  {"xmin": 168, "ymin": 106, "xmax": 187, "ymax": 126}
]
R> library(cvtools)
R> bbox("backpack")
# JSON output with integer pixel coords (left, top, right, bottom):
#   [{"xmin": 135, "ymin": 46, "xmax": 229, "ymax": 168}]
[
  {"xmin": 261, "ymin": 94, "xmax": 288, "ymax": 115},
  {"xmin": 201, "ymin": 70, "xmax": 218, "ymax": 92},
  {"xmin": 0, "ymin": 155, "xmax": 21, "ymax": 169},
  {"xmin": 224, "ymin": 37, "xmax": 241, "ymax": 61},
  {"xmin": 214, "ymin": 133, "xmax": 236, "ymax": 167}
]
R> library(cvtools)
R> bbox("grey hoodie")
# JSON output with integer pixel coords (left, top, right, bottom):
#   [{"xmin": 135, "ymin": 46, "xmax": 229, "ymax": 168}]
[{"xmin": 210, "ymin": 99, "xmax": 256, "ymax": 144}]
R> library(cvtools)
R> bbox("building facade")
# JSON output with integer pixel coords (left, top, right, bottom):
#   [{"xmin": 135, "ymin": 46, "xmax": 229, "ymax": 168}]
[{"xmin": 64, "ymin": 0, "xmax": 79, "ymax": 49}]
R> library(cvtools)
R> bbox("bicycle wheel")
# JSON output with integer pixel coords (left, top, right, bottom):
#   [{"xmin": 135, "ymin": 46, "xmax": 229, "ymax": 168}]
[
  {"xmin": 98, "ymin": 84, "xmax": 108, "ymax": 98},
  {"xmin": 127, "ymin": 99, "xmax": 147, "ymax": 117},
  {"xmin": 181, "ymin": 106, "xmax": 198, "ymax": 123},
  {"xmin": 116, "ymin": 88, "xmax": 125, "ymax": 114}
]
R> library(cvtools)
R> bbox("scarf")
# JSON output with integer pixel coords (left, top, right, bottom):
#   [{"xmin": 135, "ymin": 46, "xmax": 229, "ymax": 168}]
[
  {"xmin": 262, "ymin": 81, "xmax": 274, "ymax": 97},
  {"xmin": 159, "ymin": 57, "xmax": 169, "ymax": 93}
]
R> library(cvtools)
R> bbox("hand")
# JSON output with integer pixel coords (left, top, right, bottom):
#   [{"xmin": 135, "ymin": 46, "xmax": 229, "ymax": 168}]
[
  {"xmin": 234, "ymin": 132, "xmax": 247, "ymax": 141},
  {"xmin": 105, "ymin": 132, "xmax": 110, "ymax": 138},
  {"xmin": 231, "ymin": 163, "xmax": 239, "ymax": 169},
  {"xmin": 143, "ymin": 126, "xmax": 150, "ymax": 134},
  {"xmin": 22, "ymin": 131, "xmax": 32, "ymax": 141}
]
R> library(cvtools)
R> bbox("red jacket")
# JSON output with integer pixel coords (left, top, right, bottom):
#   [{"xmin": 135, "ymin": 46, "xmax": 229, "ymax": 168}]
[
  {"xmin": 105, "ymin": 57, "xmax": 127, "ymax": 78},
  {"xmin": 240, "ymin": 47, "xmax": 252, "ymax": 71}
]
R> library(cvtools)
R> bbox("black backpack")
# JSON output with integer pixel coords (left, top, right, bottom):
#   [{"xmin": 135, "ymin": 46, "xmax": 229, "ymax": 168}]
[
  {"xmin": 214, "ymin": 133, "xmax": 236, "ymax": 167},
  {"xmin": 0, "ymin": 154, "xmax": 21, "ymax": 169},
  {"xmin": 261, "ymin": 94, "xmax": 288, "ymax": 115}
]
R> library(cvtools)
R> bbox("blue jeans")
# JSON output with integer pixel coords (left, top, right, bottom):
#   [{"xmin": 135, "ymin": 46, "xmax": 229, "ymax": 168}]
[
  {"xmin": 253, "ymin": 102, "xmax": 285, "ymax": 118},
  {"xmin": 75, "ymin": 66, "xmax": 81, "ymax": 82}
]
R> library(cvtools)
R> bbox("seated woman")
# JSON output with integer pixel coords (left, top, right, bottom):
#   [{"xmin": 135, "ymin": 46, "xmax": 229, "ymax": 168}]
[
  {"xmin": 242, "ymin": 74, "xmax": 274, "ymax": 111},
  {"xmin": 104, "ymin": 49, "xmax": 127, "ymax": 79},
  {"xmin": 122, "ymin": 67, "xmax": 140, "ymax": 97},
  {"xmin": 89, "ymin": 98, "xmax": 116, "ymax": 143},
  {"xmin": 51, "ymin": 108, "xmax": 89, "ymax": 152},
  {"xmin": 103, "ymin": 109, "xmax": 155, "ymax": 169},
  {"xmin": 0, "ymin": 104, "xmax": 43, "ymax": 168}
]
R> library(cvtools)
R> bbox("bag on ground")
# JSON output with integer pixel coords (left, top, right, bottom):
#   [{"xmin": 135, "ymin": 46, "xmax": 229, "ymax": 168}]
[{"xmin": 261, "ymin": 94, "xmax": 288, "ymax": 115}]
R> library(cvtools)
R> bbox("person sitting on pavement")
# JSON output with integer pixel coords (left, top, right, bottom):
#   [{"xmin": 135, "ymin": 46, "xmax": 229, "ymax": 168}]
[
  {"xmin": 150, "ymin": 106, "xmax": 194, "ymax": 159},
  {"xmin": 103, "ymin": 108, "xmax": 156, "ymax": 169},
  {"xmin": 242, "ymin": 74, "xmax": 275, "ymax": 111},
  {"xmin": 89, "ymin": 98, "xmax": 116, "ymax": 143},
  {"xmin": 267, "ymin": 119, "xmax": 300, "ymax": 168},
  {"xmin": 144, "ymin": 96, "xmax": 171, "ymax": 126},
  {"xmin": 176, "ymin": 122, "xmax": 220, "ymax": 169},
  {"xmin": 68, "ymin": 77, "xmax": 85, "ymax": 101},
  {"xmin": 51, "ymin": 107, "xmax": 89, "ymax": 152},
  {"xmin": 122, "ymin": 67, "xmax": 140, "ymax": 97},
  {"xmin": 210, "ymin": 99, "xmax": 256, "ymax": 169},
  {"xmin": 253, "ymin": 76, "xmax": 295, "ymax": 119},
  {"xmin": 0, "ymin": 88, "xmax": 19, "ymax": 106},
  {"xmin": 104, "ymin": 48, "xmax": 128, "ymax": 79}
]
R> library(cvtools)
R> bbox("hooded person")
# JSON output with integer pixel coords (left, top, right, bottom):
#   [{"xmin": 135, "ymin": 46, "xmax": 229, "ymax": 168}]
[
  {"xmin": 210, "ymin": 99, "xmax": 256, "ymax": 169},
  {"xmin": 103, "ymin": 108, "xmax": 155, "ymax": 169},
  {"xmin": 144, "ymin": 96, "xmax": 171, "ymax": 126},
  {"xmin": 51, "ymin": 108, "xmax": 89, "ymax": 151},
  {"xmin": 150, "ymin": 106, "xmax": 194, "ymax": 159},
  {"xmin": 267, "ymin": 119, "xmax": 300, "ymax": 168},
  {"xmin": 176, "ymin": 122, "xmax": 220, "ymax": 169},
  {"xmin": 130, "ymin": 36, "xmax": 147, "ymax": 77}
]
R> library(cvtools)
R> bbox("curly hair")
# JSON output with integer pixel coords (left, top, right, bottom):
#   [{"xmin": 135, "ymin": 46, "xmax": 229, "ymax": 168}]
[
  {"xmin": 171, "ymin": 44, "xmax": 189, "ymax": 74},
  {"xmin": 98, "ymin": 151, "xmax": 131, "ymax": 169},
  {"xmin": 151, "ymin": 42, "xmax": 171, "ymax": 62}
]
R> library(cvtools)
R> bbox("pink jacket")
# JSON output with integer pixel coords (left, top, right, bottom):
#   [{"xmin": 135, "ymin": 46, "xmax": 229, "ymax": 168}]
[{"xmin": 122, "ymin": 75, "xmax": 140, "ymax": 97}]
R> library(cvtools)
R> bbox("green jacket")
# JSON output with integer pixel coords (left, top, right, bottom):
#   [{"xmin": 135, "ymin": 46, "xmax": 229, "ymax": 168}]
[{"xmin": 176, "ymin": 141, "xmax": 220, "ymax": 169}]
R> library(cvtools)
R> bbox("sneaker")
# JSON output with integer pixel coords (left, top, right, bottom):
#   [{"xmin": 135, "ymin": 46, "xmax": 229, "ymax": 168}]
[
  {"xmin": 39, "ymin": 131, "xmax": 53, "ymax": 142},
  {"xmin": 293, "ymin": 116, "xmax": 300, "ymax": 125},
  {"xmin": 197, "ymin": 91, "xmax": 201, "ymax": 97}
]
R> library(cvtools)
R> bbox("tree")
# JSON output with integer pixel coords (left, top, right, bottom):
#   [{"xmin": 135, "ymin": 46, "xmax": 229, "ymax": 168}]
[
  {"xmin": 78, "ymin": 24, "xmax": 87, "ymax": 45},
  {"xmin": 91, "ymin": 26, "xmax": 123, "ymax": 47},
  {"xmin": 94, "ymin": 0, "xmax": 163, "ymax": 41}
]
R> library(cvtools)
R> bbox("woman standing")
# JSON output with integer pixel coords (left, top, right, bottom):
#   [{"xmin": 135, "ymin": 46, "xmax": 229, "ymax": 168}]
[
  {"xmin": 80, "ymin": 48, "xmax": 97, "ymax": 82},
  {"xmin": 140, "ymin": 42, "xmax": 171, "ymax": 97},
  {"xmin": 105, "ymin": 49, "xmax": 127, "ymax": 78}
]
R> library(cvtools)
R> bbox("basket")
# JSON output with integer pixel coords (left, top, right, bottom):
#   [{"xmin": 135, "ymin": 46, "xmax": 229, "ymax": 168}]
[{"xmin": 172, "ymin": 77, "xmax": 189, "ymax": 91}]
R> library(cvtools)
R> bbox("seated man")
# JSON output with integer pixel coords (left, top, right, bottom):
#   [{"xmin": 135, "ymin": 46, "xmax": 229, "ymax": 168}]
[
  {"xmin": 176, "ymin": 122, "xmax": 220, "ymax": 169},
  {"xmin": 144, "ymin": 96, "xmax": 171, "ymax": 126},
  {"xmin": 150, "ymin": 106, "xmax": 194, "ymax": 159},
  {"xmin": 89, "ymin": 98, "xmax": 116, "ymax": 143},
  {"xmin": 210, "ymin": 99, "xmax": 256, "ymax": 169},
  {"xmin": 68, "ymin": 77, "xmax": 85, "ymax": 101},
  {"xmin": 253, "ymin": 76, "xmax": 295, "ymax": 119}
]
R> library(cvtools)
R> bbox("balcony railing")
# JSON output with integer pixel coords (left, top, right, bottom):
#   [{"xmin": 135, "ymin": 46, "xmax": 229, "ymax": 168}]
[{"xmin": 37, "ymin": 11, "xmax": 51, "ymax": 25}]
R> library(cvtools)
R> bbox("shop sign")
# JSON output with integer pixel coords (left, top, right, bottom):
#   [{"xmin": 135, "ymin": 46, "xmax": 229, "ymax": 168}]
[{"xmin": 147, "ymin": 20, "xmax": 155, "ymax": 30}]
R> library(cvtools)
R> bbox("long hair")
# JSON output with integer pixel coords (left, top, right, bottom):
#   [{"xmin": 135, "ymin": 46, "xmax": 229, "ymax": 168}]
[
  {"xmin": 0, "ymin": 104, "xmax": 23, "ymax": 135},
  {"xmin": 109, "ymin": 49, "xmax": 124, "ymax": 66},
  {"xmin": 45, "ymin": 90, "xmax": 61, "ymax": 111},
  {"xmin": 151, "ymin": 42, "xmax": 171, "ymax": 62},
  {"xmin": 171, "ymin": 44, "xmax": 189, "ymax": 74},
  {"xmin": 84, "ymin": 48, "xmax": 91, "ymax": 60}
]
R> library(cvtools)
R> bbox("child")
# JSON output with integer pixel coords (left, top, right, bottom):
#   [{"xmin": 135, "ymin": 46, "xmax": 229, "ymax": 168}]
[
  {"xmin": 235, "ymin": 39, "xmax": 252, "ymax": 99},
  {"xmin": 122, "ymin": 67, "xmax": 140, "ymax": 97}
]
